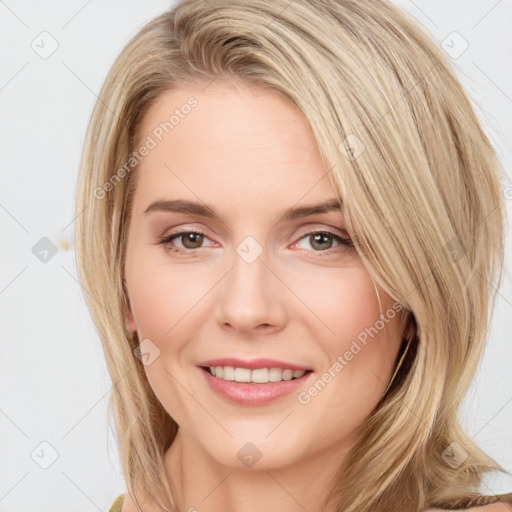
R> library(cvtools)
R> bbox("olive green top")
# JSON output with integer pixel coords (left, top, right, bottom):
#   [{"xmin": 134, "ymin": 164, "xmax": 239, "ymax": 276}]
[
  {"xmin": 109, "ymin": 494, "xmax": 124, "ymax": 512},
  {"xmin": 109, "ymin": 492, "xmax": 512, "ymax": 511}
]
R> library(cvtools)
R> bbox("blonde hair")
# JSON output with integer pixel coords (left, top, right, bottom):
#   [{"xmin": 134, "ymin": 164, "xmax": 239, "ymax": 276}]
[{"xmin": 74, "ymin": 0, "xmax": 508, "ymax": 510}]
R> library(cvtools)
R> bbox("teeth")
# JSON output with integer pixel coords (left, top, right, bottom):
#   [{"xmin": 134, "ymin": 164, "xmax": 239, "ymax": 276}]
[
  {"xmin": 207, "ymin": 366, "xmax": 307, "ymax": 383},
  {"xmin": 222, "ymin": 366, "xmax": 235, "ymax": 380},
  {"xmin": 234, "ymin": 367, "xmax": 251, "ymax": 382},
  {"xmin": 251, "ymin": 368, "xmax": 269, "ymax": 383}
]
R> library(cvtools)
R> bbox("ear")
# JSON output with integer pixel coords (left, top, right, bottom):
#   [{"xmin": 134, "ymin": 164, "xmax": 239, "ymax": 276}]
[
  {"xmin": 403, "ymin": 311, "xmax": 417, "ymax": 341},
  {"xmin": 122, "ymin": 281, "xmax": 137, "ymax": 333},
  {"xmin": 125, "ymin": 306, "xmax": 137, "ymax": 333}
]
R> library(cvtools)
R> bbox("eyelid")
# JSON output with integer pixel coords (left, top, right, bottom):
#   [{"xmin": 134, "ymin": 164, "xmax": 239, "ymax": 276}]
[
  {"xmin": 293, "ymin": 223, "xmax": 348, "ymax": 239},
  {"xmin": 157, "ymin": 223, "xmax": 351, "ymax": 258},
  {"xmin": 159, "ymin": 222, "xmax": 348, "ymax": 243}
]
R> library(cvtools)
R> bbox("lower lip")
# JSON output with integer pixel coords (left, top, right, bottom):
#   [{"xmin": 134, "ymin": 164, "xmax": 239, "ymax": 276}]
[{"xmin": 199, "ymin": 367, "xmax": 313, "ymax": 406}]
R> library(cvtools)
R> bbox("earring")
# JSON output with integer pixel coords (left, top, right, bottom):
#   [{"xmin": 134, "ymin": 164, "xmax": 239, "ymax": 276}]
[{"xmin": 382, "ymin": 333, "xmax": 414, "ymax": 396}]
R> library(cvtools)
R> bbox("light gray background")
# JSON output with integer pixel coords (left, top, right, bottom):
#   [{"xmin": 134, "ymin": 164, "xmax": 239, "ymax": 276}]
[{"xmin": 0, "ymin": 1, "xmax": 511, "ymax": 510}]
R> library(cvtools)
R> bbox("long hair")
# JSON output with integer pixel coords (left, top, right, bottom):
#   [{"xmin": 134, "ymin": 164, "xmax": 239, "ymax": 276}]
[{"xmin": 74, "ymin": 1, "xmax": 508, "ymax": 510}]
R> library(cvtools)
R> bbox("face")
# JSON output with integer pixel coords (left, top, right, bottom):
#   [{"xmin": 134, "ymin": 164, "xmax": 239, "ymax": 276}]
[{"xmin": 124, "ymin": 81, "xmax": 405, "ymax": 471}]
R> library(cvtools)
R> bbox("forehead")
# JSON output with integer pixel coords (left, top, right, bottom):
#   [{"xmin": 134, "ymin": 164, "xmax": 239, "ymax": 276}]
[
  {"xmin": 138, "ymin": 81, "xmax": 316, "ymax": 156},
  {"xmin": 132, "ymin": 82, "xmax": 339, "ymax": 212}
]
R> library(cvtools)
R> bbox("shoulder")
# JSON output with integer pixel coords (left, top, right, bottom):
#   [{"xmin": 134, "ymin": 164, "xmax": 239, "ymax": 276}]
[
  {"xmin": 113, "ymin": 491, "xmax": 162, "ymax": 512},
  {"xmin": 109, "ymin": 494, "xmax": 125, "ymax": 512},
  {"xmin": 466, "ymin": 504, "xmax": 510, "ymax": 511},
  {"xmin": 426, "ymin": 493, "xmax": 512, "ymax": 512},
  {"xmin": 426, "ymin": 506, "xmax": 506, "ymax": 512},
  {"xmin": 464, "ymin": 504, "xmax": 511, "ymax": 511},
  {"xmin": 464, "ymin": 491, "xmax": 512, "ymax": 511}
]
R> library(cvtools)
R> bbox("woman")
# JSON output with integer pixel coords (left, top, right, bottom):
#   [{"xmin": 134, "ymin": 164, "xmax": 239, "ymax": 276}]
[{"xmin": 74, "ymin": 0, "xmax": 511, "ymax": 510}]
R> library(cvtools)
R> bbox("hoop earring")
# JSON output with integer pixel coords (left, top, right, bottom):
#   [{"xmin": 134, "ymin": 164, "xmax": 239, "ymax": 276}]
[{"xmin": 382, "ymin": 333, "xmax": 414, "ymax": 396}]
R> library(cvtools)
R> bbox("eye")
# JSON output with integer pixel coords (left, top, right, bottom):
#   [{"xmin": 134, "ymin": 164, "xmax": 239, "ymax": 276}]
[
  {"xmin": 157, "ymin": 228, "xmax": 353, "ymax": 256},
  {"xmin": 157, "ymin": 230, "xmax": 213, "ymax": 255},
  {"xmin": 294, "ymin": 229, "xmax": 352, "ymax": 254}
]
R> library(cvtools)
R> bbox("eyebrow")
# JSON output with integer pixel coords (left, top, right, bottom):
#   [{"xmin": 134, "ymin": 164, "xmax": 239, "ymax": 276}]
[{"xmin": 143, "ymin": 198, "xmax": 343, "ymax": 222}]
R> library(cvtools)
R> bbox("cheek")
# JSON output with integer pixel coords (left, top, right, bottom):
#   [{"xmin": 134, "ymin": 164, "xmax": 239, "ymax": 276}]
[
  {"xmin": 126, "ymin": 256, "xmax": 208, "ymax": 341},
  {"xmin": 125, "ymin": 259, "xmax": 206, "ymax": 425},
  {"xmin": 293, "ymin": 264, "xmax": 386, "ymax": 343},
  {"xmin": 293, "ymin": 274, "xmax": 402, "ymax": 454},
  {"xmin": 294, "ymin": 264, "xmax": 403, "ymax": 394}
]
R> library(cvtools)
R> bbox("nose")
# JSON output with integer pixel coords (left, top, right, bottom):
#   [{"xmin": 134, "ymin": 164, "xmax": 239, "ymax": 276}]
[{"xmin": 214, "ymin": 244, "xmax": 287, "ymax": 335}]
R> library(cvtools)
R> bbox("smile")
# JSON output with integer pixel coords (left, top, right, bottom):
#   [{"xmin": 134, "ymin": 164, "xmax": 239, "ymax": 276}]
[{"xmin": 199, "ymin": 366, "xmax": 314, "ymax": 406}]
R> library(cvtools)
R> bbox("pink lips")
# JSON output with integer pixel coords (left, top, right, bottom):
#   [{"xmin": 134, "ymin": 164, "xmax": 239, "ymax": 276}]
[{"xmin": 197, "ymin": 358, "xmax": 313, "ymax": 406}]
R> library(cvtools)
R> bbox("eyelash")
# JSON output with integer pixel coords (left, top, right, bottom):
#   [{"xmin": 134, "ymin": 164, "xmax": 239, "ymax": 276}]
[{"xmin": 157, "ymin": 228, "xmax": 352, "ymax": 257}]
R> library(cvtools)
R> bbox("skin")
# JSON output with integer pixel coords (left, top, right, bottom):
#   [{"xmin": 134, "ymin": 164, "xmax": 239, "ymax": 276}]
[{"xmin": 122, "ymin": 80, "xmax": 411, "ymax": 512}]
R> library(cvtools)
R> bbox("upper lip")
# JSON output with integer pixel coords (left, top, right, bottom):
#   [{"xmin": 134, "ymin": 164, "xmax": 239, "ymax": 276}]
[{"xmin": 197, "ymin": 357, "xmax": 312, "ymax": 371}]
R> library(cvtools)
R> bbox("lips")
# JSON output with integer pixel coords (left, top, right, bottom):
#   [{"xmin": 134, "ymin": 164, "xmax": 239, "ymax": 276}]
[
  {"xmin": 197, "ymin": 357, "xmax": 314, "ymax": 406},
  {"xmin": 200, "ymin": 368, "xmax": 312, "ymax": 406}
]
